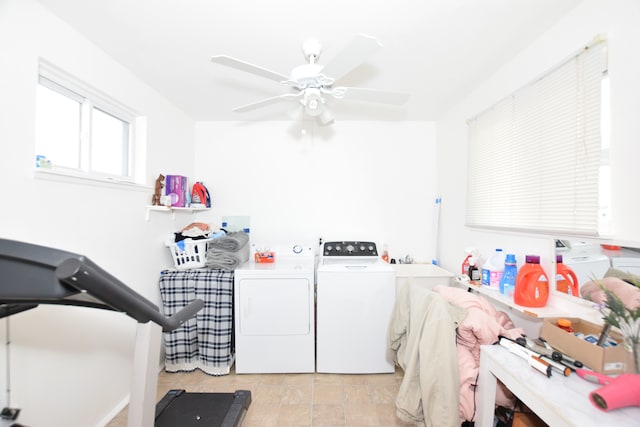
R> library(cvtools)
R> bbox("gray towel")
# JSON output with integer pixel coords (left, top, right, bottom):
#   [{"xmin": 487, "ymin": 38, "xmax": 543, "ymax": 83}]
[
  {"xmin": 205, "ymin": 242, "xmax": 250, "ymax": 271},
  {"xmin": 204, "ymin": 231, "xmax": 250, "ymax": 271},
  {"xmin": 207, "ymin": 231, "xmax": 249, "ymax": 252}
]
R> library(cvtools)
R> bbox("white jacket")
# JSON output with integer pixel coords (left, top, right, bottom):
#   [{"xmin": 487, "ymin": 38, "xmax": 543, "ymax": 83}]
[
  {"xmin": 389, "ymin": 283, "xmax": 524, "ymax": 424},
  {"xmin": 389, "ymin": 282, "xmax": 466, "ymax": 427}
]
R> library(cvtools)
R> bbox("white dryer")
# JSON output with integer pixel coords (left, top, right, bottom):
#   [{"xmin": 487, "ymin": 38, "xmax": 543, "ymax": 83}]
[
  {"xmin": 316, "ymin": 241, "xmax": 396, "ymax": 374},
  {"xmin": 608, "ymin": 247, "xmax": 640, "ymax": 276},
  {"xmin": 234, "ymin": 244, "xmax": 315, "ymax": 373}
]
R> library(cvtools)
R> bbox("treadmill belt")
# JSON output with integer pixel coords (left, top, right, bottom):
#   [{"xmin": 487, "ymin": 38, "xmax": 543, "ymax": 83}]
[{"xmin": 155, "ymin": 389, "xmax": 251, "ymax": 427}]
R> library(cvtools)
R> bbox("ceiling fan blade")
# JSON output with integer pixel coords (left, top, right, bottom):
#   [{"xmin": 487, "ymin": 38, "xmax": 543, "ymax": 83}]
[
  {"xmin": 211, "ymin": 55, "xmax": 289, "ymax": 83},
  {"xmin": 232, "ymin": 93, "xmax": 301, "ymax": 112},
  {"xmin": 320, "ymin": 34, "xmax": 382, "ymax": 83},
  {"xmin": 330, "ymin": 87, "xmax": 410, "ymax": 105}
]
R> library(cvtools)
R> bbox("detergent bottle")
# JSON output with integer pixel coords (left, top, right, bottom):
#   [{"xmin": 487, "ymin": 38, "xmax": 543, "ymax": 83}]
[
  {"xmin": 499, "ymin": 254, "xmax": 518, "ymax": 297},
  {"xmin": 381, "ymin": 243, "xmax": 390, "ymax": 263},
  {"xmin": 468, "ymin": 256, "xmax": 481, "ymax": 281},
  {"xmin": 514, "ymin": 255, "xmax": 549, "ymax": 307},
  {"xmin": 461, "ymin": 248, "xmax": 478, "ymax": 275},
  {"xmin": 555, "ymin": 254, "xmax": 579, "ymax": 296},
  {"xmin": 481, "ymin": 248, "xmax": 505, "ymax": 291},
  {"xmin": 461, "ymin": 250, "xmax": 472, "ymax": 275}
]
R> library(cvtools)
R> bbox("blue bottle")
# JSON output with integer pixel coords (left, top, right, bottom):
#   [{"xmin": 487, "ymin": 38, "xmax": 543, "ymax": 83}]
[{"xmin": 500, "ymin": 254, "xmax": 518, "ymax": 297}]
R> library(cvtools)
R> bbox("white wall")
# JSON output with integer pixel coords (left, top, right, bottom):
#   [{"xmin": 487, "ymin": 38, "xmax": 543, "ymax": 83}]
[
  {"xmin": 436, "ymin": 0, "xmax": 640, "ymax": 277},
  {"xmin": 0, "ymin": 1, "xmax": 197, "ymax": 426},
  {"xmin": 4, "ymin": 0, "xmax": 640, "ymax": 425},
  {"xmin": 194, "ymin": 120, "xmax": 439, "ymax": 262}
]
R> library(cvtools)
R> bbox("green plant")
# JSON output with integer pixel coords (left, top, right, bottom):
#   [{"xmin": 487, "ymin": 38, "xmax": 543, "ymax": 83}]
[{"xmin": 599, "ymin": 285, "xmax": 640, "ymax": 374}]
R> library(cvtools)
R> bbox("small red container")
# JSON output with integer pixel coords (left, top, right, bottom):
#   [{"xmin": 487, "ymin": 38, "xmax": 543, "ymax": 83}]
[{"xmin": 254, "ymin": 251, "xmax": 275, "ymax": 263}]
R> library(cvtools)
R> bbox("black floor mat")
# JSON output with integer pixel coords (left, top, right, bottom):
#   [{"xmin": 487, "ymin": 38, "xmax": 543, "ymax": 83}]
[{"xmin": 155, "ymin": 390, "xmax": 251, "ymax": 427}]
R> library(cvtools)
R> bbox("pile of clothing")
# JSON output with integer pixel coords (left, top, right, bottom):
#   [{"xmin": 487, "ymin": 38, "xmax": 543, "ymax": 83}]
[
  {"xmin": 171, "ymin": 223, "xmax": 250, "ymax": 271},
  {"xmin": 580, "ymin": 267, "xmax": 640, "ymax": 309},
  {"xmin": 388, "ymin": 284, "xmax": 525, "ymax": 426},
  {"xmin": 173, "ymin": 222, "xmax": 223, "ymax": 245}
]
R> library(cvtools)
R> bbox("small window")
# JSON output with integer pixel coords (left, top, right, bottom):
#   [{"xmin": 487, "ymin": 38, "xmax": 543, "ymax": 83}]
[
  {"xmin": 91, "ymin": 107, "xmax": 130, "ymax": 176},
  {"xmin": 35, "ymin": 62, "xmax": 136, "ymax": 182}
]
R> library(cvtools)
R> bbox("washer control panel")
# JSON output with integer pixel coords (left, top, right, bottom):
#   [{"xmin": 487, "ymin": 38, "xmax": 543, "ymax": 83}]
[{"xmin": 322, "ymin": 241, "xmax": 378, "ymax": 257}]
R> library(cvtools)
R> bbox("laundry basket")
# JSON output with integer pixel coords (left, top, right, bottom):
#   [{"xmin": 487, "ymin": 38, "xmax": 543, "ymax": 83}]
[{"xmin": 167, "ymin": 239, "xmax": 210, "ymax": 269}]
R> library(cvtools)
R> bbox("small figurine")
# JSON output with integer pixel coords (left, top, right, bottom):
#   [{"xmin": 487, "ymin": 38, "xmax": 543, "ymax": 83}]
[{"xmin": 152, "ymin": 174, "xmax": 165, "ymax": 206}]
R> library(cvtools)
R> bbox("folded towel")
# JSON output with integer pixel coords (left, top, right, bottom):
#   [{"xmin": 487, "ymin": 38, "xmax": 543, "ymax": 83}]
[
  {"xmin": 205, "ymin": 241, "xmax": 250, "ymax": 271},
  {"xmin": 208, "ymin": 231, "xmax": 249, "ymax": 252}
]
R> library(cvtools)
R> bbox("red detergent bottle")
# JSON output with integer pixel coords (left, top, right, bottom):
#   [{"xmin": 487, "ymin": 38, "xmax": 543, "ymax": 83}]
[
  {"xmin": 555, "ymin": 254, "xmax": 579, "ymax": 296},
  {"xmin": 514, "ymin": 255, "xmax": 549, "ymax": 307}
]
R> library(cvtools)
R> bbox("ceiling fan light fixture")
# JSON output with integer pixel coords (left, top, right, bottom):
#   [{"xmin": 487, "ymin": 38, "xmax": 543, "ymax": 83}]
[
  {"xmin": 211, "ymin": 34, "xmax": 408, "ymax": 125},
  {"xmin": 303, "ymin": 89, "xmax": 324, "ymax": 117},
  {"xmin": 319, "ymin": 107, "xmax": 335, "ymax": 126}
]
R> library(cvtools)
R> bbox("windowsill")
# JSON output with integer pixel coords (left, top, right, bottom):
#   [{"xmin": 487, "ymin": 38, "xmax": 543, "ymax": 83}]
[{"xmin": 33, "ymin": 168, "xmax": 151, "ymax": 191}]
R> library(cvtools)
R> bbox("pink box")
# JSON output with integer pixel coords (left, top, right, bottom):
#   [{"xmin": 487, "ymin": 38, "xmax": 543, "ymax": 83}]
[{"xmin": 165, "ymin": 175, "xmax": 187, "ymax": 207}]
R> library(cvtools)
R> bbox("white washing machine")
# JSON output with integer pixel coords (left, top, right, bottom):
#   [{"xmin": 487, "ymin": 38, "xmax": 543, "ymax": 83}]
[
  {"xmin": 608, "ymin": 247, "xmax": 640, "ymax": 276},
  {"xmin": 316, "ymin": 241, "xmax": 396, "ymax": 374},
  {"xmin": 560, "ymin": 240, "xmax": 611, "ymax": 287},
  {"xmin": 234, "ymin": 243, "xmax": 315, "ymax": 373}
]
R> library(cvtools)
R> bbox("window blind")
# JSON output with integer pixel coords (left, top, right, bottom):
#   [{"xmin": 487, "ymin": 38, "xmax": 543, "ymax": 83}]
[{"xmin": 466, "ymin": 39, "xmax": 607, "ymax": 236}]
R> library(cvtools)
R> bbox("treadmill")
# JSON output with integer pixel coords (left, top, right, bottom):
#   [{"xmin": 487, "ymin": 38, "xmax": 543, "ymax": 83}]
[{"xmin": 0, "ymin": 238, "xmax": 251, "ymax": 427}]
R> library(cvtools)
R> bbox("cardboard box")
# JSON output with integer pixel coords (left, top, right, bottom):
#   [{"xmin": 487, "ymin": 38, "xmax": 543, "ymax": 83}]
[
  {"xmin": 165, "ymin": 175, "xmax": 187, "ymax": 207},
  {"xmin": 540, "ymin": 317, "xmax": 634, "ymax": 375},
  {"xmin": 513, "ymin": 412, "xmax": 547, "ymax": 427}
]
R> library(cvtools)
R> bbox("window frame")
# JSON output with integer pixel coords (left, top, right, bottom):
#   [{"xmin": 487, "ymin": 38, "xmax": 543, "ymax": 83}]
[{"xmin": 36, "ymin": 60, "xmax": 139, "ymax": 184}]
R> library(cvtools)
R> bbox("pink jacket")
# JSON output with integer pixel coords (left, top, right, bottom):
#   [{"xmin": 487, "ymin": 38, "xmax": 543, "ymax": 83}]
[
  {"xmin": 433, "ymin": 285, "xmax": 525, "ymax": 422},
  {"xmin": 580, "ymin": 277, "xmax": 640, "ymax": 310}
]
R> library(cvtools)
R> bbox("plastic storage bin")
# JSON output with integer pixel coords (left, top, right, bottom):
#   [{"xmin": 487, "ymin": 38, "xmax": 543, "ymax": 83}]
[{"xmin": 167, "ymin": 239, "xmax": 209, "ymax": 269}]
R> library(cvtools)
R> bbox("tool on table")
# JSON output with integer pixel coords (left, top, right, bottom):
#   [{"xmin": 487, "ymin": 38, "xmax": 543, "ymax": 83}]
[
  {"xmin": 574, "ymin": 370, "xmax": 640, "ymax": 411},
  {"xmin": 528, "ymin": 337, "xmax": 585, "ymax": 371},
  {"xmin": 510, "ymin": 337, "xmax": 572, "ymax": 376},
  {"xmin": 499, "ymin": 337, "xmax": 552, "ymax": 377},
  {"xmin": 575, "ymin": 368, "xmax": 613, "ymax": 385},
  {"xmin": 539, "ymin": 355, "xmax": 572, "ymax": 377}
]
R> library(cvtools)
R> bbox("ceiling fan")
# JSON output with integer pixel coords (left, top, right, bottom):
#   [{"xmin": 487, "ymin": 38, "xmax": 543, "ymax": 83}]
[{"xmin": 210, "ymin": 34, "xmax": 410, "ymax": 125}]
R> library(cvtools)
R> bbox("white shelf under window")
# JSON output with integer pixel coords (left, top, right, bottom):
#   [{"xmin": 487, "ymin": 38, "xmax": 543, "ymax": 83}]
[
  {"xmin": 145, "ymin": 205, "xmax": 210, "ymax": 220},
  {"xmin": 454, "ymin": 279, "xmax": 572, "ymax": 318}
]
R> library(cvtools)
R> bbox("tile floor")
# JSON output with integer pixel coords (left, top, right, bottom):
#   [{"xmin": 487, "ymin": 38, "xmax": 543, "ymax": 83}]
[{"xmin": 106, "ymin": 366, "xmax": 421, "ymax": 427}]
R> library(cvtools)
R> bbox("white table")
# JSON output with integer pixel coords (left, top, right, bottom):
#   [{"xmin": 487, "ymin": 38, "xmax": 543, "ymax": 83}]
[
  {"xmin": 393, "ymin": 263, "xmax": 453, "ymax": 294},
  {"xmin": 477, "ymin": 344, "xmax": 640, "ymax": 426}
]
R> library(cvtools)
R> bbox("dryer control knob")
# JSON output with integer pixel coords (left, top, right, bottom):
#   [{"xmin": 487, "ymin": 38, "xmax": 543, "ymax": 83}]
[
  {"xmin": 346, "ymin": 244, "xmax": 354, "ymax": 253},
  {"xmin": 293, "ymin": 244, "xmax": 303, "ymax": 254}
]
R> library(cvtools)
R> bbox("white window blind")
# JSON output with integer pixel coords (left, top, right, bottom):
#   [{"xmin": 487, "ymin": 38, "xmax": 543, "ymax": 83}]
[{"xmin": 466, "ymin": 38, "xmax": 608, "ymax": 236}]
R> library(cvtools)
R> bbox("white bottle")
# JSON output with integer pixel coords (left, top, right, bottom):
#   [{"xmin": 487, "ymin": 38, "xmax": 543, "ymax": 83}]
[{"xmin": 481, "ymin": 248, "xmax": 505, "ymax": 291}]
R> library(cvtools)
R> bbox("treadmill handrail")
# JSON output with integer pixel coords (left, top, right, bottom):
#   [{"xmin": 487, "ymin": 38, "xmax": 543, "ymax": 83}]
[{"xmin": 55, "ymin": 257, "xmax": 204, "ymax": 332}]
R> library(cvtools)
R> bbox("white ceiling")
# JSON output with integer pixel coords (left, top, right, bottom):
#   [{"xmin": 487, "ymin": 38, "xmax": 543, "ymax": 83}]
[{"xmin": 35, "ymin": 0, "xmax": 583, "ymax": 122}]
